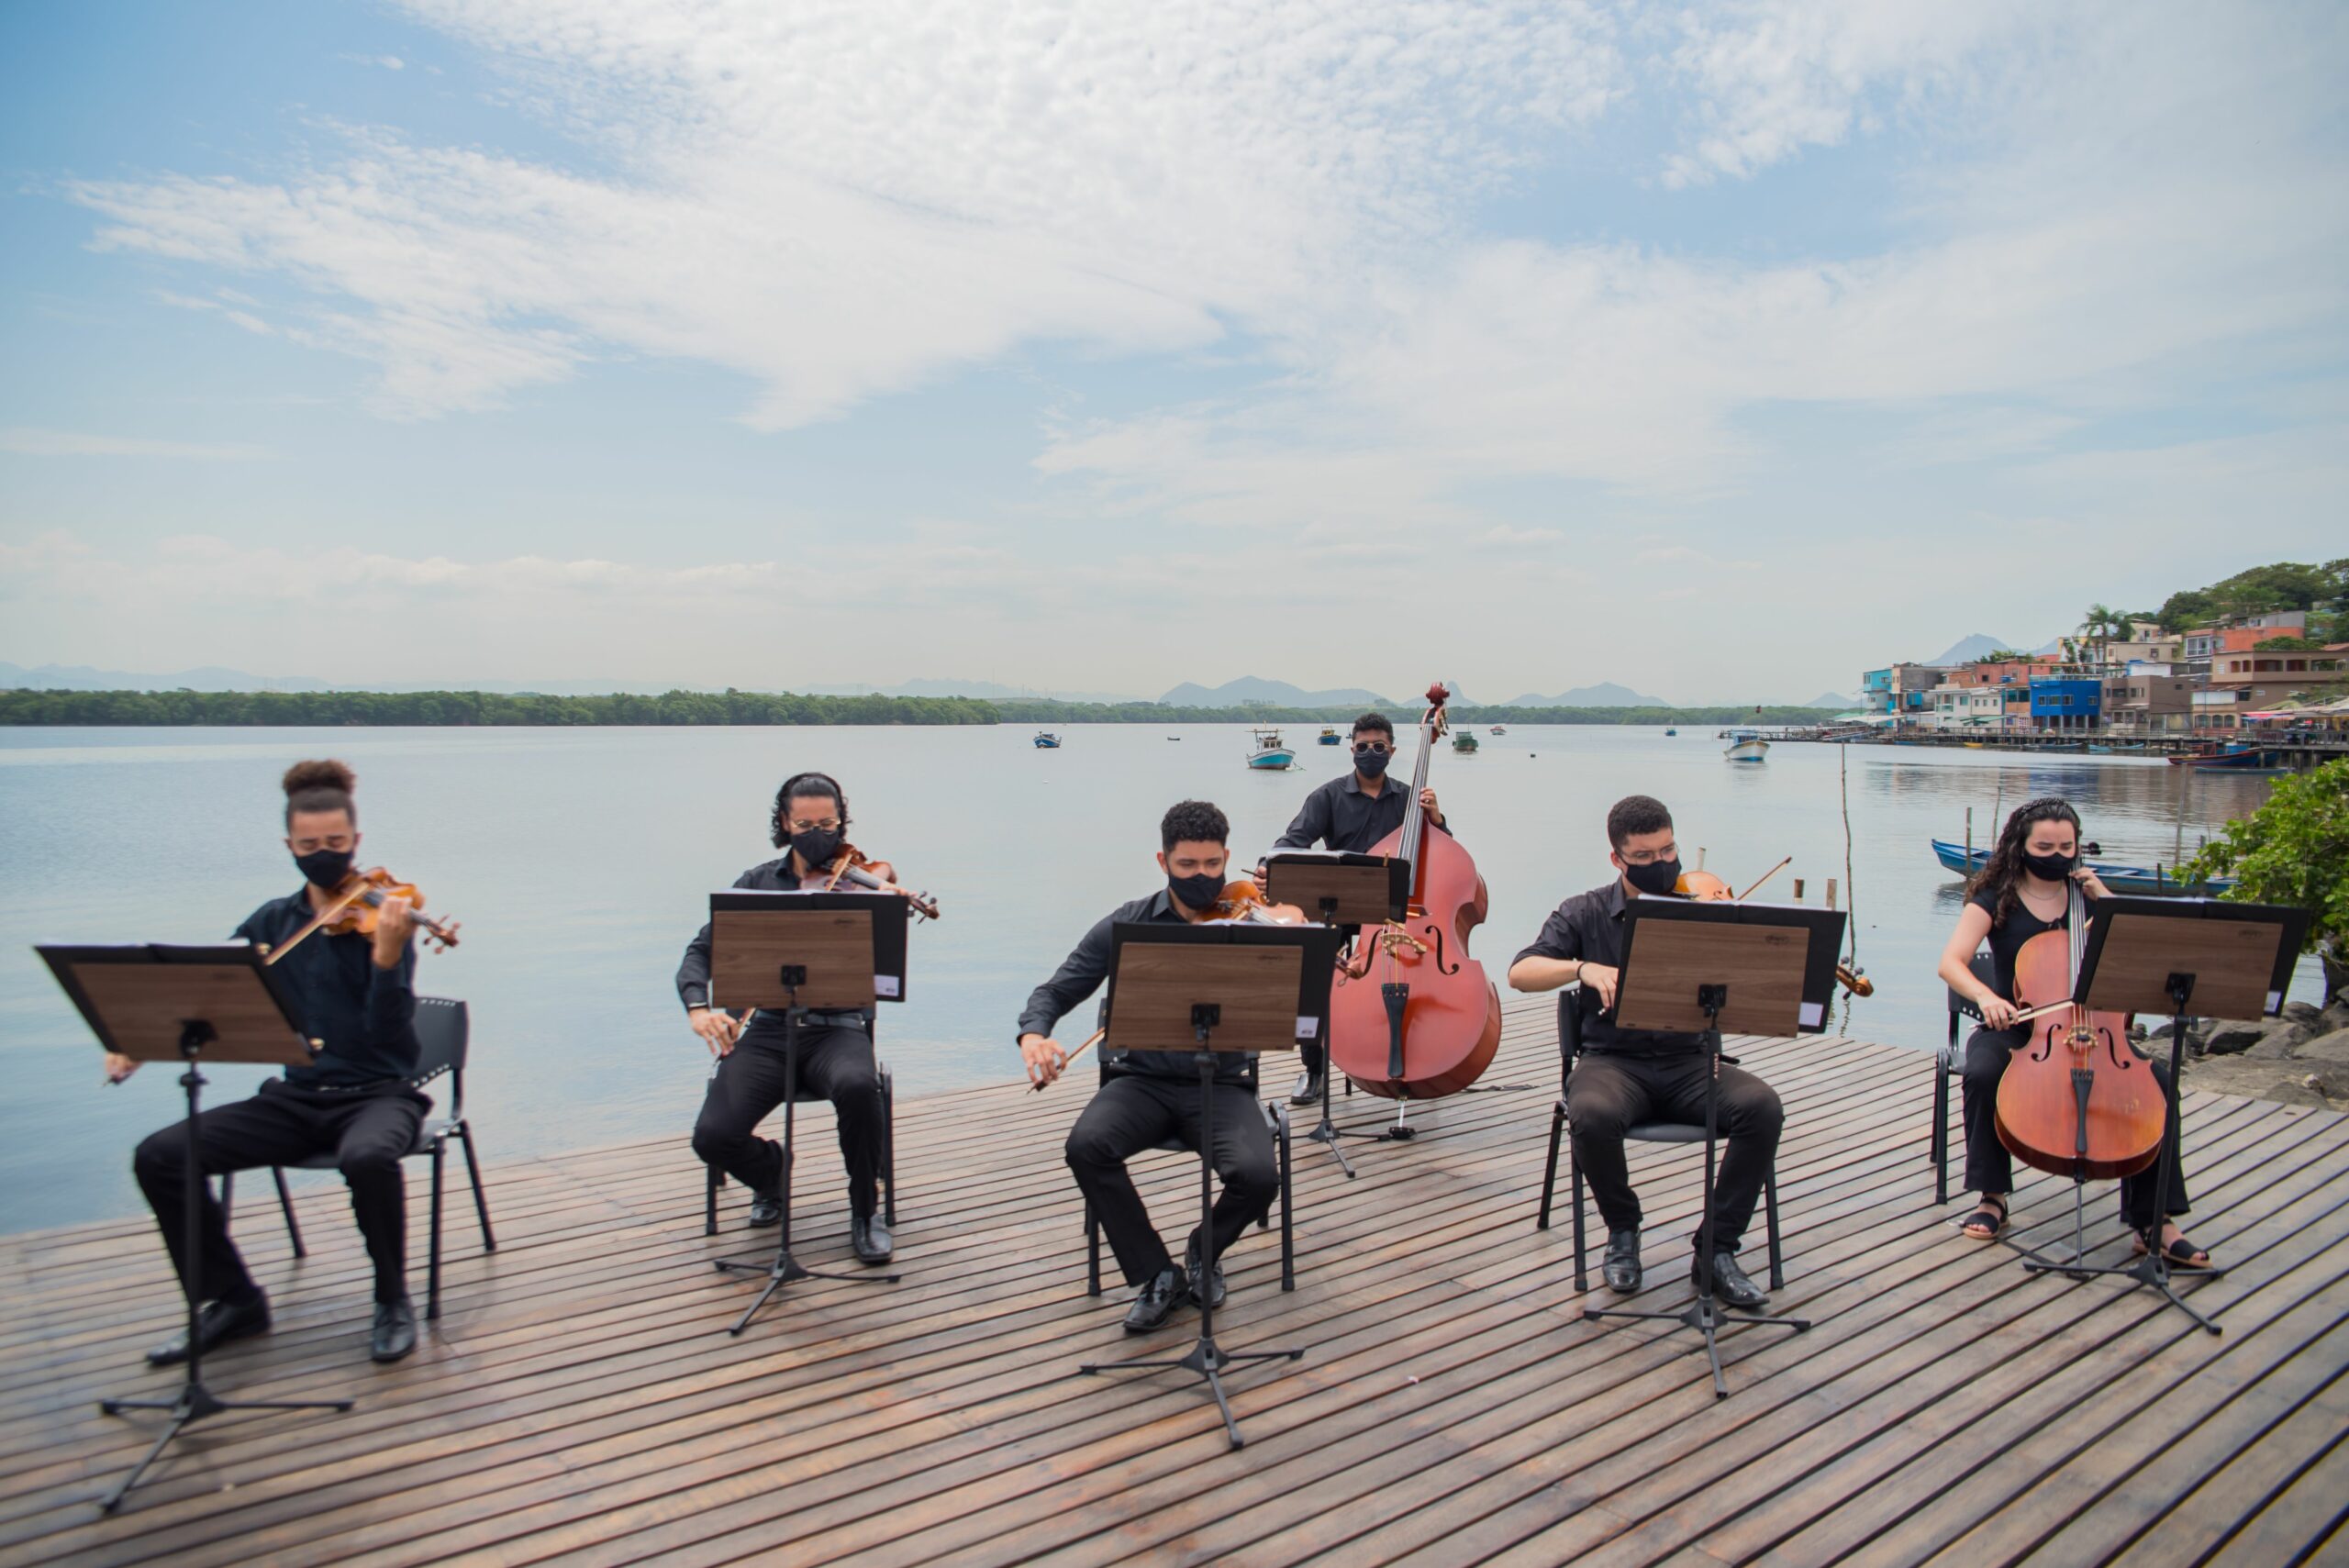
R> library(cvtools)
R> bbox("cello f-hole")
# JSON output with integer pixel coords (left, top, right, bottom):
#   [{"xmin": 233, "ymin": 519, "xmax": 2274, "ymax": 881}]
[{"xmin": 1423, "ymin": 923, "xmax": 1459, "ymax": 976}]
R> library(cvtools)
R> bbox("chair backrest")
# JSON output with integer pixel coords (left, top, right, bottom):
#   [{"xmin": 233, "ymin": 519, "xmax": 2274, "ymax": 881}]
[
  {"xmin": 1555, "ymin": 986, "xmax": 1584, "ymax": 1092},
  {"xmin": 1945, "ymin": 952, "xmax": 1994, "ymax": 1038},
  {"xmin": 413, "ymin": 997, "xmax": 469, "ymax": 1102}
]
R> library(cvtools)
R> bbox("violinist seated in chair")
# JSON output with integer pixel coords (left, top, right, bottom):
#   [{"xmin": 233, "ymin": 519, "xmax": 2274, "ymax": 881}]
[
  {"xmin": 676, "ymin": 771, "xmax": 892, "ymax": 1264},
  {"xmin": 1020, "ymin": 799, "xmax": 1281, "ymax": 1335},
  {"xmin": 1934, "ymin": 797, "xmax": 2210, "ymax": 1269},
  {"xmin": 117, "ymin": 760, "xmax": 433, "ymax": 1369},
  {"xmin": 1506, "ymin": 794, "xmax": 1783, "ymax": 1310}
]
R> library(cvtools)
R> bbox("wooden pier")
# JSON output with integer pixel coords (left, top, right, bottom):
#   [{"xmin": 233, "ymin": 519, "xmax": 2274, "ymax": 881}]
[{"xmin": 3, "ymin": 1001, "xmax": 2345, "ymax": 1566}]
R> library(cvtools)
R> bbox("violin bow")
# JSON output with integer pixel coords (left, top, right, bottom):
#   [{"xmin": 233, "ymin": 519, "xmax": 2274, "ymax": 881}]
[
  {"xmin": 261, "ymin": 879, "xmax": 373, "ymax": 967},
  {"xmin": 1734, "ymin": 855, "xmax": 1793, "ymax": 903}
]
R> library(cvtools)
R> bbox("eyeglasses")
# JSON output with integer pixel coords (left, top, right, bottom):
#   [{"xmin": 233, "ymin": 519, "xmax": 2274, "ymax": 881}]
[
  {"xmin": 1352, "ymin": 742, "xmax": 1391, "ymax": 756},
  {"xmin": 785, "ymin": 818, "xmax": 842, "ymax": 834},
  {"xmin": 1619, "ymin": 846, "xmax": 1678, "ymax": 865}
]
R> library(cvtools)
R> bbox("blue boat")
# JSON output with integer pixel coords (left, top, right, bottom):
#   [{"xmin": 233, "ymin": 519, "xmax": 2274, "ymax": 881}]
[
  {"xmin": 1318, "ymin": 727, "xmax": 1342, "ymax": 746},
  {"xmin": 1931, "ymin": 839, "xmax": 2232, "ymax": 895},
  {"xmin": 1247, "ymin": 728, "xmax": 1297, "ymax": 770},
  {"xmin": 1032, "ymin": 731, "xmax": 1062, "ymax": 750}
]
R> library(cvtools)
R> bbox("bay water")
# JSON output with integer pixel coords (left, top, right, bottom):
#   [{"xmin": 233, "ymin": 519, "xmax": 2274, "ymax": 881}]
[{"xmin": 0, "ymin": 724, "xmax": 2303, "ymax": 1234}]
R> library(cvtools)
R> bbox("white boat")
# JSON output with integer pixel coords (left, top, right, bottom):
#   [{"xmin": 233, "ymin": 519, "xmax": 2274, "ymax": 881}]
[{"xmin": 1724, "ymin": 728, "xmax": 1769, "ymax": 763}]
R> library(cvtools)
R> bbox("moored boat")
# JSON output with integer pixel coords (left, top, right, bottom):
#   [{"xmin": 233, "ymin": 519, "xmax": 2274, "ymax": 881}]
[
  {"xmin": 1930, "ymin": 838, "xmax": 2232, "ymax": 895},
  {"xmin": 1724, "ymin": 728, "xmax": 1768, "ymax": 762},
  {"xmin": 1247, "ymin": 728, "xmax": 1297, "ymax": 770},
  {"xmin": 1032, "ymin": 731, "xmax": 1062, "ymax": 749},
  {"xmin": 1453, "ymin": 730, "xmax": 1480, "ymax": 754},
  {"xmin": 1318, "ymin": 727, "xmax": 1342, "ymax": 745}
]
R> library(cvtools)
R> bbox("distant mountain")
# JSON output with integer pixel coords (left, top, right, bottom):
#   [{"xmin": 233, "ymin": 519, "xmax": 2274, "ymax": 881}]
[
  {"xmin": 1495, "ymin": 682, "xmax": 1670, "ymax": 708},
  {"xmin": 1806, "ymin": 691, "xmax": 1858, "ymax": 709},
  {"xmin": 803, "ymin": 677, "xmax": 1148, "ymax": 704},
  {"xmin": 1158, "ymin": 676, "xmax": 1398, "ymax": 709},
  {"xmin": 1919, "ymin": 634, "xmax": 2011, "ymax": 667}
]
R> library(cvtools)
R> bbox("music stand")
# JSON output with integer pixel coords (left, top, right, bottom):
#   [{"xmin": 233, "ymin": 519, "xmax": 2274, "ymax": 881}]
[
  {"xmin": 1077, "ymin": 919, "xmax": 1340, "ymax": 1449},
  {"xmin": 2018, "ymin": 895, "xmax": 2307, "ymax": 1333},
  {"xmin": 703, "ymin": 891, "xmax": 908, "ymax": 1334},
  {"xmin": 37, "ymin": 943, "xmax": 355, "ymax": 1513},
  {"xmin": 1263, "ymin": 851, "xmax": 1410, "ymax": 1175},
  {"xmin": 1584, "ymin": 899, "xmax": 1844, "ymax": 1399}
]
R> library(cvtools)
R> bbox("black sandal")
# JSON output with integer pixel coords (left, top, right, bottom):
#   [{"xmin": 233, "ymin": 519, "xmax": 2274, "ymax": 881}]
[
  {"xmin": 1961, "ymin": 1195, "xmax": 2008, "ymax": 1241},
  {"xmin": 2134, "ymin": 1228, "xmax": 2213, "ymax": 1271}
]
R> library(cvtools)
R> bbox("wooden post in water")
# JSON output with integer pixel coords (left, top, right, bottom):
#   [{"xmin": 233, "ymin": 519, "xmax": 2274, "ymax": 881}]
[{"xmin": 1825, "ymin": 878, "xmax": 1837, "ymax": 910}]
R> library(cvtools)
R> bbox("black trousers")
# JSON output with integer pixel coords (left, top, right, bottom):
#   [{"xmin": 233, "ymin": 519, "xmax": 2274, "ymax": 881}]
[
  {"xmin": 1566, "ymin": 1051, "xmax": 1783, "ymax": 1251},
  {"xmin": 692, "ymin": 1022, "xmax": 885, "ymax": 1218},
  {"xmin": 1960, "ymin": 1029, "xmax": 2188, "ymax": 1229},
  {"xmin": 1298, "ymin": 1040, "xmax": 1326, "ymax": 1077},
  {"xmin": 133, "ymin": 1078, "xmax": 429, "ymax": 1306},
  {"xmin": 1064, "ymin": 1074, "xmax": 1278, "ymax": 1288}
]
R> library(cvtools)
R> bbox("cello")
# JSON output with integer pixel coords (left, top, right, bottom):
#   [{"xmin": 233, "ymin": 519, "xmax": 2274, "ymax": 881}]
[
  {"xmin": 1993, "ymin": 876, "xmax": 2163, "ymax": 1180},
  {"xmin": 1327, "ymin": 683, "xmax": 1503, "ymax": 1100}
]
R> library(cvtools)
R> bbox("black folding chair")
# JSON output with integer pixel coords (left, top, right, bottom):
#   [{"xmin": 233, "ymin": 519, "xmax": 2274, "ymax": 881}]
[
  {"xmin": 220, "ymin": 995, "xmax": 494, "ymax": 1322},
  {"xmin": 1933, "ymin": 953, "xmax": 1996, "ymax": 1204},
  {"xmin": 1535, "ymin": 991, "xmax": 1784, "ymax": 1292},
  {"xmin": 704, "ymin": 1064, "xmax": 896, "ymax": 1235},
  {"xmin": 1084, "ymin": 1075, "xmax": 1296, "ymax": 1296}
]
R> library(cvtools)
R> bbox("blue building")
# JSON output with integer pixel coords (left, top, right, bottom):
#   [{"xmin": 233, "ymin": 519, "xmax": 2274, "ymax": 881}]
[{"xmin": 2029, "ymin": 676, "xmax": 2103, "ymax": 732}]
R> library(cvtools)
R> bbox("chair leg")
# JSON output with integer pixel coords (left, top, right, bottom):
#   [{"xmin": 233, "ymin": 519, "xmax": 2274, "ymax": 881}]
[
  {"xmin": 427, "ymin": 1140, "xmax": 446, "ymax": 1321},
  {"xmin": 1765, "ymin": 1163, "xmax": 1785, "ymax": 1292},
  {"xmin": 1538, "ymin": 1102, "xmax": 1564, "ymax": 1230},
  {"xmin": 1932, "ymin": 1069, "xmax": 1951, "ymax": 1206},
  {"xmin": 1278, "ymin": 1107, "xmax": 1295, "ymax": 1293},
  {"xmin": 1085, "ymin": 1200, "xmax": 1102, "ymax": 1297},
  {"xmin": 1570, "ymin": 1144, "xmax": 1588, "ymax": 1294},
  {"xmin": 881, "ymin": 1071, "xmax": 897, "ymax": 1228},
  {"xmin": 457, "ymin": 1123, "xmax": 495, "ymax": 1251},
  {"xmin": 218, "ymin": 1171, "xmax": 235, "ymax": 1235},
  {"xmin": 272, "ymin": 1167, "xmax": 307, "ymax": 1259},
  {"xmin": 705, "ymin": 1164, "xmax": 721, "ymax": 1238}
]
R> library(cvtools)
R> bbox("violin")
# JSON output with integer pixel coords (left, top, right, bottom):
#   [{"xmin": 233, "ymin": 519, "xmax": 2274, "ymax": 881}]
[
  {"xmin": 262, "ymin": 866, "xmax": 461, "ymax": 967},
  {"xmin": 1993, "ymin": 876, "xmax": 2163, "ymax": 1179},
  {"xmin": 1328, "ymin": 683, "xmax": 1503, "ymax": 1100},
  {"xmin": 1030, "ymin": 880, "xmax": 1306, "ymax": 1092},
  {"xmin": 801, "ymin": 841, "xmax": 940, "ymax": 920},
  {"xmin": 1672, "ymin": 859, "xmax": 1872, "ymax": 996}
]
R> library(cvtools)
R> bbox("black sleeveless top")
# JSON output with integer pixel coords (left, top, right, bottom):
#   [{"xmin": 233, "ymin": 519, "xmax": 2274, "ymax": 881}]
[{"xmin": 1968, "ymin": 888, "xmax": 2070, "ymax": 1004}]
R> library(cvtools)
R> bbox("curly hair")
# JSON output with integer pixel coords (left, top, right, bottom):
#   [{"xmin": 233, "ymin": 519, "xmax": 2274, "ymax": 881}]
[
  {"xmin": 1606, "ymin": 794, "xmax": 1673, "ymax": 851},
  {"xmin": 769, "ymin": 772, "xmax": 850, "ymax": 849},
  {"xmin": 1160, "ymin": 798, "xmax": 1230, "ymax": 851},
  {"xmin": 1968, "ymin": 796, "xmax": 2082, "ymax": 928},
  {"xmin": 282, "ymin": 759, "xmax": 356, "ymax": 826}
]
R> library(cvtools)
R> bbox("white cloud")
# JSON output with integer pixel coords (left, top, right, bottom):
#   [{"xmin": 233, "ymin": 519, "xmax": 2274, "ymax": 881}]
[{"xmin": 0, "ymin": 428, "xmax": 273, "ymax": 460}]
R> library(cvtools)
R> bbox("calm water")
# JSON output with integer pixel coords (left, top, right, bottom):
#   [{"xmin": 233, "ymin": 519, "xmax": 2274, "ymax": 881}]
[{"xmin": 0, "ymin": 725, "xmax": 2308, "ymax": 1234}]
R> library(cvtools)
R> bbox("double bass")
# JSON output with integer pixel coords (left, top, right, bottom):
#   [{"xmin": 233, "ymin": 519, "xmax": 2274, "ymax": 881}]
[
  {"xmin": 1327, "ymin": 684, "xmax": 1503, "ymax": 1099},
  {"xmin": 1993, "ymin": 877, "xmax": 2163, "ymax": 1179}
]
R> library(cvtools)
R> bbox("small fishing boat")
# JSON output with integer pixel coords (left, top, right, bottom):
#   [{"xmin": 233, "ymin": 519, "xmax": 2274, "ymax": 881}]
[
  {"xmin": 1724, "ymin": 728, "xmax": 1768, "ymax": 762},
  {"xmin": 1247, "ymin": 728, "xmax": 1297, "ymax": 770},
  {"xmin": 1664, "ymin": 728, "xmax": 1677, "ymax": 737},
  {"xmin": 1489, "ymin": 725, "xmax": 1507, "ymax": 736},
  {"xmin": 2191, "ymin": 747, "xmax": 2281, "ymax": 772},
  {"xmin": 1032, "ymin": 731, "xmax": 1062, "ymax": 750},
  {"xmin": 1167, "ymin": 735, "xmax": 1181, "ymax": 741},
  {"xmin": 1930, "ymin": 839, "xmax": 2232, "ymax": 895},
  {"xmin": 1452, "ymin": 731, "xmax": 1480, "ymax": 755},
  {"xmin": 1318, "ymin": 727, "xmax": 1342, "ymax": 746}
]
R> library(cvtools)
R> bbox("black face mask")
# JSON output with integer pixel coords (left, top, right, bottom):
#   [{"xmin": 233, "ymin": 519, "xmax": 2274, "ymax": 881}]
[
  {"xmin": 2022, "ymin": 849, "xmax": 2079, "ymax": 883},
  {"xmin": 1353, "ymin": 745, "xmax": 1392, "ymax": 779},
  {"xmin": 1622, "ymin": 857, "xmax": 1682, "ymax": 896},
  {"xmin": 294, "ymin": 847, "xmax": 354, "ymax": 888},
  {"xmin": 1169, "ymin": 871, "xmax": 1225, "ymax": 913},
  {"xmin": 790, "ymin": 827, "xmax": 844, "ymax": 868}
]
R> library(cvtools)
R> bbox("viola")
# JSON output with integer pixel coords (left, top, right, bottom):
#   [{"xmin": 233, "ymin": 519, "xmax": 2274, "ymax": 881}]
[
  {"xmin": 263, "ymin": 866, "xmax": 461, "ymax": 966},
  {"xmin": 1993, "ymin": 878, "xmax": 2163, "ymax": 1179},
  {"xmin": 801, "ymin": 841, "xmax": 940, "ymax": 920},
  {"xmin": 1328, "ymin": 683, "xmax": 1503, "ymax": 1100}
]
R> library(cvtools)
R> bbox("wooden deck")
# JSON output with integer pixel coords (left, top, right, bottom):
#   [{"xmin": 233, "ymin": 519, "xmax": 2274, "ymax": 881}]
[{"xmin": 4, "ymin": 1002, "xmax": 2346, "ymax": 1567}]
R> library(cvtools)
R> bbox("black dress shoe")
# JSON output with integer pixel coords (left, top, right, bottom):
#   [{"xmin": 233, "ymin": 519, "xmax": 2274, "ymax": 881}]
[
  {"xmin": 1185, "ymin": 1244, "xmax": 1228, "ymax": 1308},
  {"xmin": 747, "ymin": 1189, "xmax": 782, "ymax": 1227},
  {"xmin": 852, "ymin": 1213, "xmax": 894, "ymax": 1264},
  {"xmin": 371, "ymin": 1296, "xmax": 418, "ymax": 1363},
  {"xmin": 146, "ymin": 1291, "xmax": 271, "ymax": 1367},
  {"xmin": 1691, "ymin": 1248, "xmax": 1768, "ymax": 1310},
  {"xmin": 1602, "ymin": 1229, "xmax": 1642, "ymax": 1294},
  {"xmin": 1122, "ymin": 1267, "xmax": 1191, "ymax": 1334},
  {"xmin": 1289, "ymin": 1070, "xmax": 1326, "ymax": 1106}
]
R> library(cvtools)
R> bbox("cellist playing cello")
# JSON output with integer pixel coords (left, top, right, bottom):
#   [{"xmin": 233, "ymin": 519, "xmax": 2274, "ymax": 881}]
[{"xmin": 1935, "ymin": 798, "xmax": 2211, "ymax": 1269}]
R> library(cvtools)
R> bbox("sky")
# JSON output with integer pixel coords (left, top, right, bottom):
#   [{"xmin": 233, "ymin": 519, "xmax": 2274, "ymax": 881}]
[{"xmin": 2, "ymin": 0, "xmax": 2344, "ymax": 706}]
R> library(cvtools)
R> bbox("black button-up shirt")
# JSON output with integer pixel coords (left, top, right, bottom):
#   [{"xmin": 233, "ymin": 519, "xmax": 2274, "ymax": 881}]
[
  {"xmin": 1272, "ymin": 770, "xmax": 1453, "ymax": 854},
  {"xmin": 1513, "ymin": 880, "xmax": 1699, "ymax": 1058},
  {"xmin": 1018, "ymin": 889, "xmax": 1256, "ymax": 1086},
  {"xmin": 234, "ymin": 889, "xmax": 419, "ymax": 1087},
  {"xmin": 675, "ymin": 855, "xmax": 873, "ymax": 1041}
]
